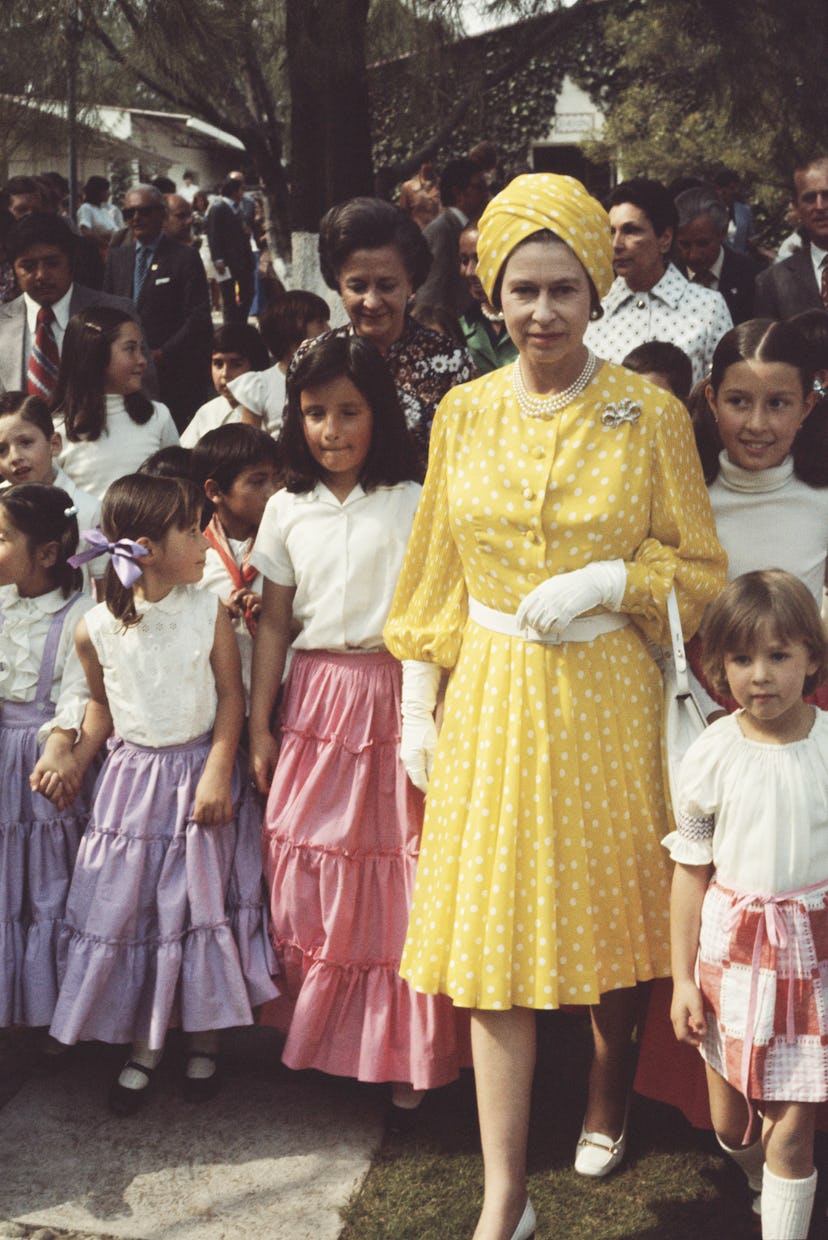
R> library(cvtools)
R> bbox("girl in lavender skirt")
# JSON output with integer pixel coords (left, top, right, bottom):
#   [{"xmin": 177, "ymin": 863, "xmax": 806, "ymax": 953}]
[
  {"xmin": 0, "ymin": 484, "xmax": 94, "ymax": 1030},
  {"xmin": 36, "ymin": 473, "xmax": 277, "ymax": 1114}
]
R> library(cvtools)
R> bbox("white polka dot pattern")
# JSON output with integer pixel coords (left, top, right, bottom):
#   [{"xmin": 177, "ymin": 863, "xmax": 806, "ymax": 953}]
[{"xmin": 384, "ymin": 360, "xmax": 726, "ymax": 1010}]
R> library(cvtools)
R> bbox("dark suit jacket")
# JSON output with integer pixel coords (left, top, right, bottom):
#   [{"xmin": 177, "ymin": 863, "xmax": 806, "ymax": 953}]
[
  {"xmin": 103, "ymin": 234, "xmax": 212, "ymax": 427},
  {"xmin": 206, "ymin": 199, "xmax": 250, "ymax": 276},
  {"xmin": 0, "ymin": 283, "xmax": 136, "ymax": 395},
  {"xmin": 753, "ymin": 246, "xmax": 822, "ymax": 319},
  {"xmin": 415, "ymin": 210, "xmax": 471, "ymax": 317},
  {"xmin": 676, "ymin": 245, "xmax": 755, "ymax": 325}
]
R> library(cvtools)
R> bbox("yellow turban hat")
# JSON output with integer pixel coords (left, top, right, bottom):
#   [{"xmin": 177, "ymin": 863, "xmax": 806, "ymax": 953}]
[{"xmin": 476, "ymin": 173, "xmax": 614, "ymax": 304}]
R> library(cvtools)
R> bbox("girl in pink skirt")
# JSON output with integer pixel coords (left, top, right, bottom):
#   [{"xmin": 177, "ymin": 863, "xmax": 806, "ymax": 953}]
[
  {"xmin": 249, "ymin": 334, "xmax": 467, "ymax": 1114},
  {"xmin": 37, "ymin": 473, "xmax": 277, "ymax": 1114},
  {"xmin": 0, "ymin": 484, "xmax": 94, "ymax": 1029},
  {"xmin": 668, "ymin": 570, "xmax": 828, "ymax": 1239}
]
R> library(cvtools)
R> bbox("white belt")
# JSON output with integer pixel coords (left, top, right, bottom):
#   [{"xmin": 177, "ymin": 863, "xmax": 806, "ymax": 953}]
[{"xmin": 467, "ymin": 596, "xmax": 629, "ymax": 645}]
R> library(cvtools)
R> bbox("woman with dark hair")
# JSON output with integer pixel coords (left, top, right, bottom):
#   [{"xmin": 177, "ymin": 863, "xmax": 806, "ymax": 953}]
[
  {"xmin": 384, "ymin": 174, "xmax": 725, "ymax": 1238},
  {"xmin": 52, "ymin": 305, "xmax": 178, "ymax": 500},
  {"xmin": 77, "ymin": 176, "xmax": 123, "ymax": 261},
  {"xmin": 291, "ymin": 197, "xmax": 475, "ymax": 455}
]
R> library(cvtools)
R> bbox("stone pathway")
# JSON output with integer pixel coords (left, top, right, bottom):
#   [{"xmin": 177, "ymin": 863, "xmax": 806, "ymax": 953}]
[{"xmin": 0, "ymin": 1028, "xmax": 383, "ymax": 1240}]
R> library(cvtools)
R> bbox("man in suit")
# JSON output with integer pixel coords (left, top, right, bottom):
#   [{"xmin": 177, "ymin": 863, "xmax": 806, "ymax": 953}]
[
  {"xmin": 0, "ymin": 213, "xmax": 134, "ymax": 398},
  {"xmin": 104, "ymin": 183, "xmax": 212, "ymax": 430},
  {"xmin": 206, "ymin": 178, "xmax": 253, "ymax": 325},
  {"xmin": 414, "ymin": 158, "xmax": 489, "ymax": 316},
  {"xmin": 754, "ymin": 155, "xmax": 828, "ymax": 319},
  {"xmin": 675, "ymin": 186, "xmax": 756, "ymax": 324}
]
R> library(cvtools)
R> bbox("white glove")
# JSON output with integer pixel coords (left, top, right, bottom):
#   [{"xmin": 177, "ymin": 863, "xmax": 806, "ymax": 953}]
[
  {"xmin": 400, "ymin": 660, "xmax": 442, "ymax": 793},
  {"xmin": 515, "ymin": 560, "xmax": 627, "ymax": 637}
]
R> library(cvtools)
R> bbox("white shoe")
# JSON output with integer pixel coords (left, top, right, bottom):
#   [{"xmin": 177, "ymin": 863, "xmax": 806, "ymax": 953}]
[
  {"xmin": 574, "ymin": 1121, "xmax": 627, "ymax": 1178},
  {"xmin": 510, "ymin": 1198, "xmax": 536, "ymax": 1240}
]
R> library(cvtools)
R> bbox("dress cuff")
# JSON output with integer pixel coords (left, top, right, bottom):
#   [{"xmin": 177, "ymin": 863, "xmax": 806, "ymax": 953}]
[{"xmin": 661, "ymin": 830, "xmax": 713, "ymax": 866}]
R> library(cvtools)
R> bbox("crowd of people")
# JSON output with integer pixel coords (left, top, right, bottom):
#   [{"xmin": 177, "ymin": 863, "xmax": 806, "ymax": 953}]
[{"xmin": 1, "ymin": 147, "xmax": 828, "ymax": 1240}]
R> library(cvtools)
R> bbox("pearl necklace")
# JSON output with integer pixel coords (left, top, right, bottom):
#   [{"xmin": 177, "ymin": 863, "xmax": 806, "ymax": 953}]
[
  {"xmin": 482, "ymin": 305, "xmax": 504, "ymax": 323},
  {"xmin": 512, "ymin": 350, "xmax": 597, "ymax": 418}
]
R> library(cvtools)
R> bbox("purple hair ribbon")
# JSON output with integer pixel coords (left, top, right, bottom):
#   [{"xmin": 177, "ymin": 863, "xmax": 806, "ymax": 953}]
[{"xmin": 68, "ymin": 528, "xmax": 149, "ymax": 587}]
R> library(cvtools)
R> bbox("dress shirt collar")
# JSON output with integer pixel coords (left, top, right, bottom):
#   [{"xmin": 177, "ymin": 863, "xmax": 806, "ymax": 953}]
[
  {"xmin": 24, "ymin": 284, "xmax": 74, "ymax": 335},
  {"xmin": 1, "ymin": 583, "xmax": 69, "ymax": 614},
  {"xmin": 305, "ymin": 480, "xmax": 368, "ymax": 508},
  {"xmin": 603, "ymin": 262, "xmax": 689, "ymax": 314},
  {"xmin": 448, "ymin": 205, "xmax": 469, "ymax": 228},
  {"xmin": 809, "ymin": 241, "xmax": 828, "ymax": 286},
  {"xmin": 688, "ymin": 246, "xmax": 724, "ymax": 286}
]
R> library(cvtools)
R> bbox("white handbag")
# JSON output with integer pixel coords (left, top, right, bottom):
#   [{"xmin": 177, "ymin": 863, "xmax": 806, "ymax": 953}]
[{"xmin": 662, "ymin": 587, "xmax": 708, "ymax": 811}]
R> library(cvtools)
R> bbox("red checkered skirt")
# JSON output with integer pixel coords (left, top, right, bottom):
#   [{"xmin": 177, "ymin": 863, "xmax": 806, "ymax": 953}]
[{"xmin": 697, "ymin": 878, "xmax": 828, "ymax": 1104}]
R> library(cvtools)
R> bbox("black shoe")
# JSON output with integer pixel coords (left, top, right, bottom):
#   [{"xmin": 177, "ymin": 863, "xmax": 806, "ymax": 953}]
[
  {"xmin": 108, "ymin": 1059, "xmax": 157, "ymax": 1116},
  {"xmin": 182, "ymin": 1051, "xmax": 221, "ymax": 1104}
]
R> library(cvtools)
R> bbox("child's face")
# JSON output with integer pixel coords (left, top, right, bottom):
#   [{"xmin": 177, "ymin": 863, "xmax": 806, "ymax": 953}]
[
  {"xmin": 707, "ymin": 360, "xmax": 815, "ymax": 471},
  {"xmin": 724, "ymin": 621, "xmax": 817, "ymax": 738},
  {"xmin": 105, "ymin": 321, "xmax": 147, "ymax": 397},
  {"xmin": 301, "ymin": 376, "xmax": 373, "ymax": 499},
  {"xmin": 0, "ymin": 414, "xmax": 60, "ymax": 486},
  {"xmin": 212, "ymin": 464, "xmax": 279, "ymax": 540},
  {"xmin": 150, "ymin": 519, "xmax": 208, "ymax": 588},
  {"xmin": 0, "ymin": 505, "xmax": 36, "ymax": 591},
  {"xmin": 212, "ymin": 350, "xmax": 250, "ymax": 399}
]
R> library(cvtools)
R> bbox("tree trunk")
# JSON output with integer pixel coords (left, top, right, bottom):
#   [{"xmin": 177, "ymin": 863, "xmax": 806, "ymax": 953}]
[{"xmin": 286, "ymin": 0, "xmax": 374, "ymax": 233}]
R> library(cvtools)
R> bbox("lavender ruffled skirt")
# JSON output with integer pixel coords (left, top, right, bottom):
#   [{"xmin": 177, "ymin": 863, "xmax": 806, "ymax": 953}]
[
  {"xmin": 0, "ymin": 703, "xmax": 93, "ymax": 1027},
  {"xmin": 50, "ymin": 732, "xmax": 278, "ymax": 1050}
]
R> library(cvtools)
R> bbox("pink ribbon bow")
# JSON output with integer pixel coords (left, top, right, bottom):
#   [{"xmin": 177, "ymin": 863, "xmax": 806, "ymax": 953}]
[{"xmin": 68, "ymin": 528, "xmax": 149, "ymax": 587}]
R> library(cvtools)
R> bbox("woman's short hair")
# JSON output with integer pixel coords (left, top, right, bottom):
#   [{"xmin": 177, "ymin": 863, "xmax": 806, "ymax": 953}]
[
  {"xmin": 606, "ymin": 178, "xmax": 678, "ymax": 237},
  {"xmin": 701, "ymin": 569, "xmax": 828, "ymax": 697},
  {"xmin": 83, "ymin": 176, "xmax": 110, "ymax": 206},
  {"xmin": 318, "ymin": 198, "xmax": 431, "ymax": 292}
]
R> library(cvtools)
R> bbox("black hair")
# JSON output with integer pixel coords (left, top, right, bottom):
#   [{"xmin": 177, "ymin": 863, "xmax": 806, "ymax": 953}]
[
  {"xmin": 53, "ymin": 306, "xmax": 153, "ymax": 440},
  {"xmin": 100, "ymin": 473, "xmax": 203, "ymax": 628},
  {"xmin": 3, "ymin": 175, "xmax": 41, "ymax": 202},
  {"xmin": 694, "ymin": 318, "xmax": 828, "ymax": 486},
  {"xmin": 211, "ymin": 323, "xmax": 270, "ymax": 372},
  {"xmin": 258, "ymin": 291, "xmax": 330, "ymax": 361},
  {"xmin": 281, "ymin": 334, "xmax": 421, "ymax": 493},
  {"xmin": 606, "ymin": 178, "xmax": 678, "ymax": 237},
  {"xmin": 82, "ymin": 176, "xmax": 110, "ymax": 206},
  {"xmin": 150, "ymin": 175, "xmax": 176, "ymax": 195},
  {"xmin": 191, "ymin": 423, "xmax": 281, "ymax": 494},
  {"xmin": 138, "ymin": 444, "xmax": 197, "ymax": 482},
  {"xmin": 622, "ymin": 341, "xmax": 693, "ymax": 402},
  {"xmin": 6, "ymin": 212, "xmax": 78, "ymax": 264},
  {"xmin": 0, "ymin": 391, "xmax": 55, "ymax": 439},
  {"xmin": 318, "ymin": 197, "xmax": 431, "ymax": 292},
  {"xmin": 220, "ymin": 178, "xmax": 240, "ymax": 199},
  {"xmin": 439, "ymin": 158, "xmax": 483, "ymax": 207},
  {"xmin": 788, "ymin": 309, "xmax": 828, "ymax": 373},
  {"xmin": 0, "ymin": 483, "xmax": 81, "ymax": 596}
]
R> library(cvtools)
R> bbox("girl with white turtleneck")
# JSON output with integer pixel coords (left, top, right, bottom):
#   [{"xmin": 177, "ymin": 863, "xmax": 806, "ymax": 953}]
[
  {"xmin": 52, "ymin": 307, "xmax": 178, "ymax": 502},
  {"xmin": 635, "ymin": 318, "xmax": 828, "ymax": 1214}
]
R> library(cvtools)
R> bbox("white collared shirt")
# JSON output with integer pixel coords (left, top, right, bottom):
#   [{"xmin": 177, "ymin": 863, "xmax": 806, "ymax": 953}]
[
  {"xmin": 687, "ymin": 245, "xmax": 725, "ymax": 290},
  {"xmin": 23, "ymin": 284, "xmax": 74, "ymax": 373},
  {"xmin": 251, "ymin": 480, "xmax": 422, "ymax": 652},
  {"xmin": 810, "ymin": 241, "xmax": 828, "ymax": 288},
  {"xmin": 585, "ymin": 262, "xmax": 733, "ymax": 385}
]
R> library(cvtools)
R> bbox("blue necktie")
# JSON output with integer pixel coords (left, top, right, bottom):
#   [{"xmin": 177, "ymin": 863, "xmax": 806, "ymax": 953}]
[{"xmin": 134, "ymin": 246, "xmax": 152, "ymax": 299}]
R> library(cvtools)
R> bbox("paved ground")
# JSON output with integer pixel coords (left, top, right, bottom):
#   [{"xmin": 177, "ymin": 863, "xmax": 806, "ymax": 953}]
[{"xmin": 0, "ymin": 1027, "xmax": 384, "ymax": 1240}]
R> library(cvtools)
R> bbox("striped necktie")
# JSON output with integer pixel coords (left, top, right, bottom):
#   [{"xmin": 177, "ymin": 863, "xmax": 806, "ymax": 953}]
[
  {"xmin": 26, "ymin": 305, "xmax": 60, "ymax": 401},
  {"xmin": 135, "ymin": 245, "xmax": 152, "ymax": 299},
  {"xmin": 821, "ymin": 257, "xmax": 828, "ymax": 309}
]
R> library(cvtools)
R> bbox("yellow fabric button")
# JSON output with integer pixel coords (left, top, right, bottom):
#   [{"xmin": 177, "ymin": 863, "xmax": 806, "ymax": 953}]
[{"xmin": 523, "ymin": 488, "xmax": 535, "ymax": 501}]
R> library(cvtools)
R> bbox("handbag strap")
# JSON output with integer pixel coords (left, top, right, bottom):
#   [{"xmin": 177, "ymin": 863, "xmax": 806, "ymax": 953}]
[{"xmin": 666, "ymin": 586, "xmax": 691, "ymax": 696}]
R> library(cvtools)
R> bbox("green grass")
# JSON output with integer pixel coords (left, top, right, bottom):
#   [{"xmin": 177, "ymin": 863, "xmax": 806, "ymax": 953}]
[{"xmin": 341, "ymin": 1012, "xmax": 828, "ymax": 1239}]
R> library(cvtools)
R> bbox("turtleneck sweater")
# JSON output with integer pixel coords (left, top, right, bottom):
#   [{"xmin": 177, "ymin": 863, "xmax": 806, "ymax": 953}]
[{"xmin": 707, "ymin": 451, "xmax": 828, "ymax": 606}]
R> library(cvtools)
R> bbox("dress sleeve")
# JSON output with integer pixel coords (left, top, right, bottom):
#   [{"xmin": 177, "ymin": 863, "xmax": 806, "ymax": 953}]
[
  {"xmin": 621, "ymin": 394, "xmax": 727, "ymax": 645},
  {"xmin": 661, "ymin": 729, "xmax": 719, "ymax": 866},
  {"xmin": 384, "ymin": 394, "xmax": 468, "ymax": 669}
]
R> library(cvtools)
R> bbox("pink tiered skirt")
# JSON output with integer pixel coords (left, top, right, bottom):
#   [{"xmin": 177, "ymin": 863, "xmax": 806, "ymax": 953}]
[{"xmin": 261, "ymin": 650, "xmax": 469, "ymax": 1089}]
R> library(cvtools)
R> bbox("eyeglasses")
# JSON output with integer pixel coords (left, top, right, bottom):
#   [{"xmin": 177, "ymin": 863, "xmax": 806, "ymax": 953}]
[{"xmin": 122, "ymin": 205, "xmax": 159, "ymax": 220}]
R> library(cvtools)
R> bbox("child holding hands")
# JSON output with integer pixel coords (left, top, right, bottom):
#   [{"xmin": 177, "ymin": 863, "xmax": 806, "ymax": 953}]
[{"xmin": 668, "ymin": 569, "xmax": 828, "ymax": 1238}]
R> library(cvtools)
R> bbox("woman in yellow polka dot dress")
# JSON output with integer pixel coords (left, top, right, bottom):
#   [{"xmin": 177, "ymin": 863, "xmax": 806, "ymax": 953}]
[{"xmin": 384, "ymin": 173, "xmax": 726, "ymax": 1240}]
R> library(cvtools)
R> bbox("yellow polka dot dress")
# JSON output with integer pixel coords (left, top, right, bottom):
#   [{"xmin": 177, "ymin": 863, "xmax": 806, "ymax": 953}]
[{"xmin": 384, "ymin": 361, "xmax": 726, "ymax": 1011}]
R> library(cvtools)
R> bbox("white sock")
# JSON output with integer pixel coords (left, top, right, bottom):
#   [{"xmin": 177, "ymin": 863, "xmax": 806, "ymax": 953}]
[
  {"xmin": 186, "ymin": 1030, "xmax": 219, "ymax": 1079},
  {"xmin": 119, "ymin": 1039, "xmax": 163, "ymax": 1090},
  {"xmin": 716, "ymin": 1131, "xmax": 765, "ymax": 1193},
  {"xmin": 761, "ymin": 1166, "xmax": 817, "ymax": 1239}
]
